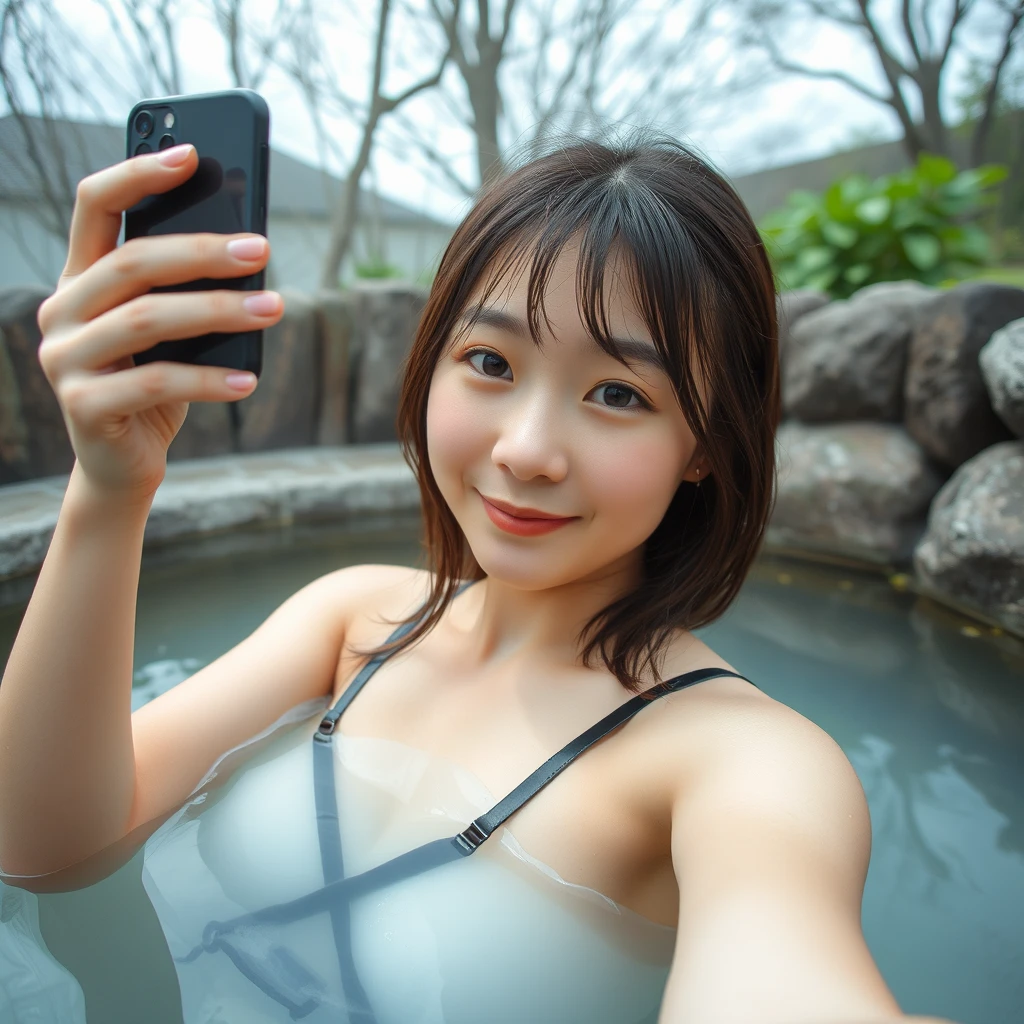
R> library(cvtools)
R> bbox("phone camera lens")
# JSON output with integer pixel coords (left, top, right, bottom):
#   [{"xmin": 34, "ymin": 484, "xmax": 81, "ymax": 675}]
[
  {"xmin": 134, "ymin": 110, "xmax": 154, "ymax": 138},
  {"xmin": 158, "ymin": 134, "xmax": 175, "ymax": 150},
  {"xmin": 134, "ymin": 142, "xmax": 152, "ymax": 155}
]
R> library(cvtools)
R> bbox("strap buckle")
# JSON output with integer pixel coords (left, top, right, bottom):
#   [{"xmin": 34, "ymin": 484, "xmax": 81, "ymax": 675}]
[
  {"xmin": 314, "ymin": 715, "xmax": 337, "ymax": 742},
  {"xmin": 454, "ymin": 820, "xmax": 489, "ymax": 854}
]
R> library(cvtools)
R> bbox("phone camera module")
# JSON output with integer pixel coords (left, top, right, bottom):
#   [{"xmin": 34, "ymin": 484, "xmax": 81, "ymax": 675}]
[
  {"xmin": 158, "ymin": 134, "xmax": 176, "ymax": 150},
  {"xmin": 134, "ymin": 110, "xmax": 154, "ymax": 138},
  {"xmin": 134, "ymin": 142, "xmax": 152, "ymax": 155}
]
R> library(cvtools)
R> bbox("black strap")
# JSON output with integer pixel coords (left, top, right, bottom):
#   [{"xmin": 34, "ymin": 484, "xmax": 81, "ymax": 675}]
[
  {"xmin": 452, "ymin": 665, "xmax": 755, "ymax": 853},
  {"xmin": 314, "ymin": 711, "xmax": 375, "ymax": 1021},
  {"xmin": 312, "ymin": 578, "xmax": 480, "ymax": 1023},
  {"xmin": 184, "ymin": 664, "xmax": 756, "ymax": 939},
  {"xmin": 313, "ymin": 578, "xmax": 478, "ymax": 743}
]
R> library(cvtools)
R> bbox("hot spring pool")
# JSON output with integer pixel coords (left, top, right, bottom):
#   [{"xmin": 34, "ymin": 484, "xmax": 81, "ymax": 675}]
[{"xmin": 0, "ymin": 524, "xmax": 1022, "ymax": 1024}]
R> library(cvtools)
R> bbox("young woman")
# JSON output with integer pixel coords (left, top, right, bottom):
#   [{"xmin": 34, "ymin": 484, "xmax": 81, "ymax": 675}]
[{"xmin": 0, "ymin": 131, "xmax": 956, "ymax": 1024}]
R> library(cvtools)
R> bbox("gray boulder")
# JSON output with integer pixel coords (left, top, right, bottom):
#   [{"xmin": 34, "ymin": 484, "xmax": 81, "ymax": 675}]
[
  {"xmin": 237, "ymin": 288, "xmax": 319, "ymax": 453},
  {"xmin": 347, "ymin": 281, "xmax": 429, "ymax": 443},
  {"xmin": 771, "ymin": 420, "xmax": 945, "ymax": 563},
  {"xmin": 777, "ymin": 289, "xmax": 830, "ymax": 363},
  {"xmin": 0, "ymin": 287, "xmax": 72, "ymax": 485},
  {"xmin": 314, "ymin": 289, "xmax": 354, "ymax": 446},
  {"xmin": 904, "ymin": 282, "xmax": 1024, "ymax": 469},
  {"xmin": 784, "ymin": 280, "xmax": 935, "ymax": 423},
  {"xmin": 914, "ymin": 440, "xmax": 1024, "ymax": 636},
  {"xmin": 979, "ymin": 318, "xmax": 1024, "ymax": 439}
]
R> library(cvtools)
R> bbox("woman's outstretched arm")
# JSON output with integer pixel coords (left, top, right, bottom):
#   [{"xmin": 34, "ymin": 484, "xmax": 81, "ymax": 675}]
[{"xmin": 657, "ymin": 696, "xmax": 958, "ymax": 1024}]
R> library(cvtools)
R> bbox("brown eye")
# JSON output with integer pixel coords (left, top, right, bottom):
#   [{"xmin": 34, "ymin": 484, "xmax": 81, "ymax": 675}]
[
  {"xmin": 590, "ymin": 382, "xmax": 648, "ymax": 410},
  {"xmin": 466, "ymin": 349, "xmax": 512, "ymax": 379}
]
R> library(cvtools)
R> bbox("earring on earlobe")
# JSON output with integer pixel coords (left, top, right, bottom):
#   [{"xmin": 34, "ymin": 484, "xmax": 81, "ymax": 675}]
[{"xmin": 695, "ymin": 467, "xmax": 700, "ymax": 487}]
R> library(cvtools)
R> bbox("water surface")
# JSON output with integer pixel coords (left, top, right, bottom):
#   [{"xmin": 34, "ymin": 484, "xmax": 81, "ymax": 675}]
[{"xmin": 0, "ymin": 526, "xmax": 1021, "ymax": 1023}]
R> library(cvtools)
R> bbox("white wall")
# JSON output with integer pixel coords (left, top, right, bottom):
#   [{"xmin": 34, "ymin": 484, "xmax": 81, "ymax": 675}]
[
  {"xmin": 0, "ymin": 202, "xmax": 68, "ymax": 290},
  {"xmin": 266, "ymin": 214, "xmax": 454, "ymax": 290},
  {"xmin": 0, "ymin": 199, "xmax": 455, "ymax": 294}
]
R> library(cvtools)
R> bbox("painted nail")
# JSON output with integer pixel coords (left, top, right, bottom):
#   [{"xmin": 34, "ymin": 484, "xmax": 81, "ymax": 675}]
[
  {"xmin": 242, "ymin": 291, "xmax": 281, "ymax": 316},
  {"xmin": 157, "ymin": 143, "xmax": 193, "ymax": 166},
  {"xmin": 227, "ymin": 237, "xmax": 267, "ymax": 261}
]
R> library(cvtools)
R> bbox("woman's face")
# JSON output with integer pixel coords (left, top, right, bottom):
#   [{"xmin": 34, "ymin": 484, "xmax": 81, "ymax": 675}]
[{"xmin": 426, "ymin": 241, "xmax": 704, "ymax": 591}]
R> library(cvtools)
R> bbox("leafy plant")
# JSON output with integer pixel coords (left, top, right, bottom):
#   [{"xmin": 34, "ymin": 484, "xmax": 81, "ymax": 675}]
[
  {"xmin": 353, "ymin": 259, "xmax": 405, "ymax": 280},
  {"xmin": 759, "ymin": 154, "xmax": 1008, "ymax": 298}
]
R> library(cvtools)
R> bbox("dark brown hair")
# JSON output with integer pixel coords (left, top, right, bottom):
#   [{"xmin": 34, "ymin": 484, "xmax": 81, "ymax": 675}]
[{"xmin": 354, "ymin": 127, "xmax": 780, "ymax": 695}]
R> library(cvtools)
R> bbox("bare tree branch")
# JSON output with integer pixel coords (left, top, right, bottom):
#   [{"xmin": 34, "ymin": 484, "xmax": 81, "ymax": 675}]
[
  {"xmin": 902, "ymin": 0, "xmax": 923, "ymax": 65},
  {"xmin": 271, "ymin": 0, "xmax": 454, "ymax": 287},
  {"xmin": 940, "ymin": 0, "xmax": 977, "ymax": 61},
  {"xmin": 727, "ymin": 0, "xmax": 1018, "ymax": 163},
  {"xmin": 972, "ymin": 0, "xmax": 1024, "ymax": 163},
  {"xmin": 751, "ymin": 19, "xmax": 891, "ymax": 104}
]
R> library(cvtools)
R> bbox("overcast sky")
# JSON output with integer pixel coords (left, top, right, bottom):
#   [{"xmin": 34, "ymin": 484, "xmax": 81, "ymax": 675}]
[{"xmin": 32, "ymin": 0, "xmax": 1006, "ymax": 226}]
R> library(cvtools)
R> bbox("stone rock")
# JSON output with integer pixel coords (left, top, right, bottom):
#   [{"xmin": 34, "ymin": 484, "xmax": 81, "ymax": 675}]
[
  {"xmin": 979, "ymin": 317, "xmax": 1024, "ymax": 439},
  {"xmin": 237, "ymin": 288, "xmax": 320, "ymax": 453},
  {"xmin": 784, "ymin": 280, "xmax": 935, "ymax": 423},
  {"xmin": 348, "ymin": 281, "xmax": 429, "ymax": 443},
  {"xmin": 0, "ymin": 287, "xmax": 74, "ymax": 485},
  {"xmin": 314, "ymin": 289, "xmax": 354, "ymax": 446},
  {"xmin": 770, "ymin": 420, "xmax": 946, "ymax": 563},
  {"xmin": 777, "ymin": 289, "xmax": 830, "ymax": 362},
  {"xmin": 904, "ymin": 282, "xmax": 1024, "ymax": 469},
  {"xmin": 165, "ymin": 396, "xmax": 235, "ymax": 462},
  {"xmin": 913, "ymin": 440, "xmax": 1024, "ymax": 636}
]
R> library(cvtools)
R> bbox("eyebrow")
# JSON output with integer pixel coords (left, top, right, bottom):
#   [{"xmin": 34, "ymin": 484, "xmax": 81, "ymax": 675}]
[{"xmin": 459, "ymin": 306, "xmax": 668, "ymax": 377}]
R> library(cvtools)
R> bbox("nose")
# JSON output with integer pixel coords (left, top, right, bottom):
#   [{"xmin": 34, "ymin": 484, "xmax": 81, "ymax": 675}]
[{"xmin": 490, "ymin": 389, "xmax": 570, "ymax": 483}]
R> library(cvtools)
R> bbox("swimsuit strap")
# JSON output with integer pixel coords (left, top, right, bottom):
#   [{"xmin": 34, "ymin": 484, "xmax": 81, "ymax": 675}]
[
  {"xmin": 452, "ymin": 665, "xmax": 756, "ymax": 854},
  {"xmin": 313, "ymin": 576, "xmax": 481, "ymax": 744},
  {"xmin": 311, "ymin": 576, "xmax": 481, "ymax": 1024}
]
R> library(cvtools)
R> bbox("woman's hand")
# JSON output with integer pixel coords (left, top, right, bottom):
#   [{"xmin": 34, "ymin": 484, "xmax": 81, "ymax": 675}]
[{"xmin": 36, "ymin": 142, "xmax": 284, "ymax": 505}]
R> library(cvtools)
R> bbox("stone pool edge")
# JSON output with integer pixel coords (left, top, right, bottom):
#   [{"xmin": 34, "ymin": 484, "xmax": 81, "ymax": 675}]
[
  {"xmin": 0, "ymin": 444, "xmax": 420, "ymax": 608},
  {"xmin": 0, "ymin": 443, "xmax": 1019, "ymax": 643}
]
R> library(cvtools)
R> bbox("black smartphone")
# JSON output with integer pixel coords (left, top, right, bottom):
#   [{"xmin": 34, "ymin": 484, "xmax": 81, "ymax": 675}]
[{"xmin": 124, "ymin": 88, "xmax": 270, "ymax": 377}]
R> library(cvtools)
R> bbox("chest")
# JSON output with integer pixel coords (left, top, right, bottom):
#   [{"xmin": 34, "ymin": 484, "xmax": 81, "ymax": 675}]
[
  {"xmin": 330, "ymin": 632, "xmax": 683, "ymax": 929},
  {"xmin": 156, "ymin": 717, "xmax": 677, "ymax": 1024}
]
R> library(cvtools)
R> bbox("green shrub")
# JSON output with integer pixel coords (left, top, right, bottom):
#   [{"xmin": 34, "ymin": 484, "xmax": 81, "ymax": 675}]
[
  {"xmin": 353, "ymin": 259, "xmax": 405, "ymax": 280},
  {"xmin": 759, "ymin": 154, "xmax": 1008, "ymax": 298}
]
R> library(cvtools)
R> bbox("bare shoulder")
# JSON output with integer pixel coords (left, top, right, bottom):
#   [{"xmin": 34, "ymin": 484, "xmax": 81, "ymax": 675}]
[
  {"xmin": 321, "ymin": 562, "xmax": 431, "ymax": 616},
  {"xmin": 630, "ymin": 643, "xmax": 872, "ymax": 851},
  {"xmin": 639, "ymin": 662, "xmax": 871, "ymax": 865},
  {"xmin": 323, "ymin": 562, "xmax": 435, "ymax": 644}
]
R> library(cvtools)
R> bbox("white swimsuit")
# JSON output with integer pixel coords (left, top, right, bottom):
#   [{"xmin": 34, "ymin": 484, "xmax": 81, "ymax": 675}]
[{"xmin": 142, "ymin": 580, "xmax": 754, "ymax": 1023}]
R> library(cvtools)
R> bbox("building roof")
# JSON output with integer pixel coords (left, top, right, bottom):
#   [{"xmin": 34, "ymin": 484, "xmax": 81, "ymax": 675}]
[{"xmin": 0, "ymin": 113, "xmax": 455, "ymax": 228}]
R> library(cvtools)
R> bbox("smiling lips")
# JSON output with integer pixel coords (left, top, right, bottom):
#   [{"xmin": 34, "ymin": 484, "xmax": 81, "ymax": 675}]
[{"xmin": 478, "ymin": 492, "xmax": 578, "ymax": 536}]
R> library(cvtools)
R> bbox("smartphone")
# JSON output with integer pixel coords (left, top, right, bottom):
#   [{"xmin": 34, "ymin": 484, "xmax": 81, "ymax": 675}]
[{"xmin": 124, "ymin": 88, "xmax": 270, "ymax": 377}]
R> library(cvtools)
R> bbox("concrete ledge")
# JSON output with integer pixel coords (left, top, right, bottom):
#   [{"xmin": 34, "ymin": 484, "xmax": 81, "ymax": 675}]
[
  {"xmin": 1, "ymin": 444, "xmax": 1021, "ymax": 644},
  {"xmin": 0, "ymin": 443, "xmax": 420, "ymax": 608}
]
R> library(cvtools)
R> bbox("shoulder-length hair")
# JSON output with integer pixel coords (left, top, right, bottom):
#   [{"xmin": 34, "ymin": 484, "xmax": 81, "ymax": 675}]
[{"xmin": 352, "ymin": 128, "xmax": 780, "ymax": 695}]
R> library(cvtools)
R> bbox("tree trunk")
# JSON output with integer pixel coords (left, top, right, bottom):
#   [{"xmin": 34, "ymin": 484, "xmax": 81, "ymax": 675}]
[
  {"xmin": 917, "ymin": 60, "xmax": 948, "ymax": 157},
  {"xmin": 318, "ymin": 106, "xmax": 379, "ymax": 290},
  {"xmin": 466, "ymin": 64, "xmax": 503, "ymax": 189}
]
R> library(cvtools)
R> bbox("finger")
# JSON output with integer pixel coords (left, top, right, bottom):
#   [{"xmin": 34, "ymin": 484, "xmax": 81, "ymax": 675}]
[
  {"xmin": 59, "ymin": 360, "xmax": 257, "ymax": 426},
  {"xmin": 46, "ymin": 231, "xmax": 271, "ymax": 328},
  {"xmin": 41, "ymin": 289, "xmax": 283, "ymax": 376},
  {"xmin": 61, "ymin": 144, "xmax": 199, "ymax": 281}
]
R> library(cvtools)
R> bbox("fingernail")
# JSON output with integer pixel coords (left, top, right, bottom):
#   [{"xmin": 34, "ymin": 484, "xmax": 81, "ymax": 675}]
[
  {"xmin": 157, "ymin": 143, "xmax": 193, "ymax": 166},
  {"xmin": 242, "ymin": 291, "xmax": 281, "ymax": 316},
  {"xmin": 225, "ymin": 372, "xmax": 257, "ymax": 390},
  {"xmin": 227, "ymin": 236, "xmax": 267, "ymax": 260}
]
